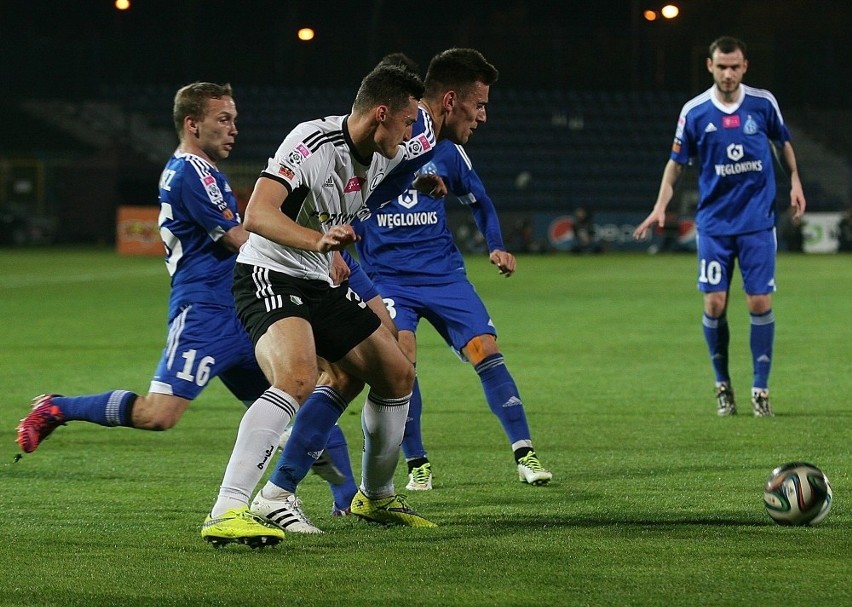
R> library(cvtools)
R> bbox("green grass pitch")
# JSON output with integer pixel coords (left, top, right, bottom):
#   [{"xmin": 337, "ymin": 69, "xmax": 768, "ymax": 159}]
[{"xmin": 0, "ymin": 247, "xmax": 849, "ymax": 606}]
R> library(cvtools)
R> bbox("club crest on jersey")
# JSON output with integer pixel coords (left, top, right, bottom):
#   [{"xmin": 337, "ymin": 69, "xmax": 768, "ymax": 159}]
[
  {"xmin": 370, "ymin": 171, "xmax": 385, "ymax": 191},
  {"xmin": 344, "ymin": 177, "xmax": 364, "ymax": 193},
  {"xmin": 744, "ymin": 115, "xmax": 758, "ymax": 135}
]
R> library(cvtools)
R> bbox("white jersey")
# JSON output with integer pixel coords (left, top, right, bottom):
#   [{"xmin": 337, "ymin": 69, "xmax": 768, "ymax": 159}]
[{"xmin": 238, "ymin": 114, "xmax": 431, "ymax": 283}]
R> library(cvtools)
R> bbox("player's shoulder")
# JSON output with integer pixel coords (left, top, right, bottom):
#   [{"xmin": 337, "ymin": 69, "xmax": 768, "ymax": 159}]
[
  {"xmin": 433, "ymin": 140, "xmax": 472, "ymax": 172},
  {"xmin": 741, "ymin": 84, "xmax": 781, "ymax": 111},
  {"xmin": 170, "ymin": 151, "xmax": 216, "ymax": 175},
  {"xmin": 286, "ymin": 115, "xmax": 347, "ymax": 152},
  {"xmin": 679, "ymin": 88, "xmax": 714, "ymax": 118}
]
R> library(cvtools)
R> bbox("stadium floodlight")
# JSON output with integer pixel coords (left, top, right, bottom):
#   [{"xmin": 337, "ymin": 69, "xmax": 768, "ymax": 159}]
[{"xmin": 661, "ymin": 4, "xmax": 680, "ymax": 19}]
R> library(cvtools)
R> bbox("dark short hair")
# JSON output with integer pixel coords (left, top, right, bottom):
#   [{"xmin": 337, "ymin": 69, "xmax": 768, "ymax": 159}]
[
  {"xmin": 709, "ymin": 36, "xmax": 747, "ymax": 59},
  {"xmin": 352, "ymin": 64, "xmax": 425, "ymax": 114},
  {"xmin": 173, "ymin": 82, "xmax": 233, "ymax": 136},
  {"xmin": 424, "ymin": 48, "xmax": 499, "ymax": 98},
  {"xmin": 377, "ymin": 52, "xmax": 421, "ymax": 76}
]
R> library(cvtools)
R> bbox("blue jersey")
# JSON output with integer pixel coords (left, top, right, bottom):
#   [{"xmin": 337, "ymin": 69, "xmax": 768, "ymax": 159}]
[
  {"xmin": 671, "ymin": 84, "xmax": 791, "ymax": 236},
  {"xmin": 355, "ymin": 140, "xmax": 505, "ymax": 285},
  {"xmin": 158, "ymin": 152, "xmax": 242, "ymax": 320}
]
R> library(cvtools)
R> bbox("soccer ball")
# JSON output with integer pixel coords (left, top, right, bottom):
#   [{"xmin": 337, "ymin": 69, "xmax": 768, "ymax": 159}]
[{"xmin": 763, "ymin": 462, "xmax": 833, "ymax": 526}]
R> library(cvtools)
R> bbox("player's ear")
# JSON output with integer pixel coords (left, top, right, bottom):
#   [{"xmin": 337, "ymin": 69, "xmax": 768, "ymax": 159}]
[
  {"xmin": 705, "ymin": 57, "xmax": 713, "ymax": 74},
  {"xmin": 184, "ymin": 116, "xmax": 199, "ymax": 137},
  {"xmin": 741, "ymin": 58, "xmax": 748, "ymax": 75},
  {"xmin": 442, "ymin": 90, "xmax": 455, "ymax": 111},
  {"xmin": 376, "ymin": 105, "xmax": 387, "ymax": 124}
]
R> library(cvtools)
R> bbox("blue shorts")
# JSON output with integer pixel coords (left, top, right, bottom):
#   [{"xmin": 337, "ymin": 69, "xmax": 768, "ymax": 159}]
[
  {"xmin": 151, "ymin": 303, "xmax": 269, "ymax": 402},
  {"xmin": 345, "ymin": 254, "xmax": 380, "ymax": 302},
  {"xmin": 696, "ymin": 228, "xmax": 777, "ymax": 295},
  {"xmin": 372, "ymin": 279, "xmax": 496, "ymax": 360}
]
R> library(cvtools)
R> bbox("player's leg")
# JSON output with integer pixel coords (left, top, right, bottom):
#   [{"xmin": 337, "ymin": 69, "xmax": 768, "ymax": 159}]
[
  {"xmin": 204, "ymin": 267, "xmax": 322, "ymax": 544},
  {"xmin": 460, "ymin": 333, "xmax": 551, "ymax": 485},
  {"xmin": 209, "ymin": 317, "xmax": 312, "ymax": 517},
  {"xmin": 254, "ymin": 362, "xmax": 361, "ymax": 528},
  {"xmin": 391, "ymin": 327, "xmax": 432, "ymax": 491},
  {"xmin": 366, "ymin": 287, "xmax": 432, "ymax": 488},
  {"xmin": 337, "ymin": 328, "xmax": 434, "ymax": 527},
  {"xmin": 17, "ymin": 303, "xmax": 240, "ymax": 452},
  {"xmin": 697, "ymin": 234, "xmax": 737, "ymax": 415},
  {"xmin": 423, "ymin": 281, "xmax": 551, "ymax": 485},
  {"xmin": 740, "ymin": 229, "xmax": 777, "ymax": 417}
]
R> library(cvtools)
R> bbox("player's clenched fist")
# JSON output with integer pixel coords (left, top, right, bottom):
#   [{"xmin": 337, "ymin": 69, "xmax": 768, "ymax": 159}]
[{"xmin": 318, "ymin": 224, "xmax": 358, "ymax": 252}]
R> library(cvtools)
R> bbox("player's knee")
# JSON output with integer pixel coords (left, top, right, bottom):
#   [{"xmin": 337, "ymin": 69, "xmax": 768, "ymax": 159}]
[
  {"xmin": 463, "ymin": 334, "xmax": 499, "ymax": 366},
  {"xmin": 131, "ymin": 394, "xmax": 187, "ymax": 430},
  {"xmin": 319, "ymin": 367, "xmax": 365, "ymax": 403}
]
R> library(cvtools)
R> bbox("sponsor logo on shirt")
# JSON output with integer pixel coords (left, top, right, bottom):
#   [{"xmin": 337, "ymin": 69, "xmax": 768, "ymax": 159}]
[
  {"xmin": 312, "ymin": 207, "xmax": 372, "ymax": 226},
  {"xmin": 704, "ymin": 122, "xmax": 717, "ymax": 133},
  {"xmin": 672, "ymin": 138, "xmax": 682, "ymax": 154},
  {"xmin": 397, "ymin": 190, "xmax": 418, "ymax": 209},
  {"xmin": 722, "ymin": 115, "xmax": 741, "ymax": 129},
  {"xmin": 278, "ymin": 165, "xmax": 295, "ymax": 180},
  {"xmin": 675, "ymin": 116, "xmax": 685, "ymax": 138},
  {"xmin": 344, "ymin": 177, "xmax": 364, "ymax": 193},
  {"xmin": 726, "ymin": 143, "xmax": 744, "ymax": 161},
  {"xmin": 375, "ymin": 211, "xmax": 439, "ymax": 228},
  {"xmin": 714, "ymin": 144, "xmax": 763, "ymax": 176}
]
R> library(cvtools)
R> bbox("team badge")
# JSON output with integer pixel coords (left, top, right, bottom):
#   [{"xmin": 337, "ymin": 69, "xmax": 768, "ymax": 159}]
[{"xmin": 744, "ymin": 115, "xmax": 758, "ymax": 135}]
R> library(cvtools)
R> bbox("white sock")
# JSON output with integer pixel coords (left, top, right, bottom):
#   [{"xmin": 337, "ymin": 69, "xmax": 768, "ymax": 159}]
[
  {"xmin": 211, "ymin": 388, "xmax": 299, "ymax": 517},
  {"xmin": 360, "ymin": 391, "xmax": 410, "ymax": 499}
]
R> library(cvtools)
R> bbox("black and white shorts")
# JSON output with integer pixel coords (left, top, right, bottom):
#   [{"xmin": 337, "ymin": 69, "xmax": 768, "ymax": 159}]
[{"xmin": 233, "ymin": 262, "xmax": 381, "ymax": 363}]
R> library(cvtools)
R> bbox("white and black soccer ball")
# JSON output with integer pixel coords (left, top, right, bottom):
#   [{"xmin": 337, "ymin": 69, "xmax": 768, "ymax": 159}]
[{"xmin": 763, "ymin": 462, "xmax": 833, "ymax": 526}]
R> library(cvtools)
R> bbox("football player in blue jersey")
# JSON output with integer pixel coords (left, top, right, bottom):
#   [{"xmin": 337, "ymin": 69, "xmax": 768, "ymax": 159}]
[
  {"xmin": 634, "ymin": 36, "xmax": 807, "ymax": 417},
  {"xmin": 15, "ymin": 83, "xmax": 354, "ymax": 542},
  {"xmin": 356, "ymin": 131, "xmax": 553, "ymax": 491}
]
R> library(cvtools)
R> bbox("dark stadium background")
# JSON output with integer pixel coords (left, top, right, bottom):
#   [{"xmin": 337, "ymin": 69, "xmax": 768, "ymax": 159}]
[{"xmin": 1, "ymin": 0, "xmax": 849, "ymax": 246}]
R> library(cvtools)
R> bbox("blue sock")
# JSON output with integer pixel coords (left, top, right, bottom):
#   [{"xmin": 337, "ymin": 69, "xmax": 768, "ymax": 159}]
[
  {"xmin": 750, "ymin": 309, "xmax": 775, "ymax": 390},
  {"xmin": 53, "ymin": 390, "xmax": 137, "ymax": 427},
  {"xmin": 474, "ymin": 353, "xmax": 531, "ymax": 444},
  {"xmin": 401, "ymin": 375, "xmax": 427, "ymax": 460},
  {"xmin": 324, "ymin": 424, "xmax": 358, "ymax": 510},
  {"xmin": 702, "ymin": 313, "xmax": 731, "ymax": 383},
  {"xmin": 268, "ymin": 386, "xmax": 346, "ymax": 493}
]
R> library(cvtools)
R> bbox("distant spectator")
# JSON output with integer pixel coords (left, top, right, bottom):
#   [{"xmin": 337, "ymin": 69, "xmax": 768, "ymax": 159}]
[{"xmin": 571, "ymin": 206, "xmax": 602, "ymax": 254}]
